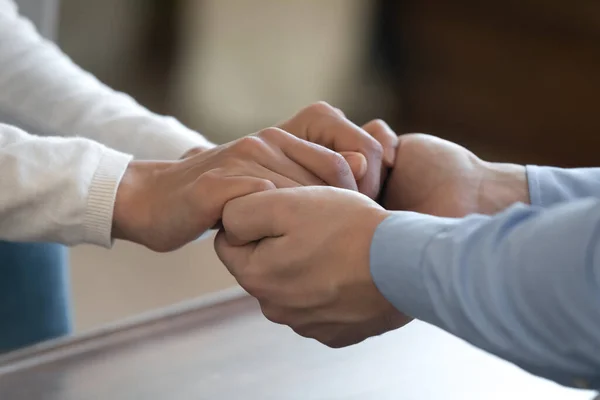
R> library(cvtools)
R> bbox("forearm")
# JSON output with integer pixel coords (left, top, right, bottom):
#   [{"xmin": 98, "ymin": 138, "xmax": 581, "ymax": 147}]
[
  {"xmin": 0, "ymin": 124, "xmax": 131, "ymax": 246},
  {"xmin": 370, "ymin": 201, "xmax": 600, "ymax": 388},
  {"xmin": 477, "ymin": 161, "xmax": 529, "ymax": 214},
  {"xmin": 0, "ymin": 0, "xmax": 213, "ymax": 160}
]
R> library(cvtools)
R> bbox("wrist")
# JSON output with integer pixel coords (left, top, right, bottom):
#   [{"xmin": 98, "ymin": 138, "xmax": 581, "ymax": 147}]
[
  {"xmin": 112, "ymin": 160, "xmax": 168, "ymax": 242},
  {"xmin": 478, "ymin": 161, "xmax": 529, "ymax": 214}
]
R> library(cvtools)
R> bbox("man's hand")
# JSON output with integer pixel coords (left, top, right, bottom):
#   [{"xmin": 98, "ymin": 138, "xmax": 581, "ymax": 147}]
[
  {"xmin": 215, "ymin": 187, "xmax": 411, "ymax": 348},
  {"xmin": 112, "ymin": 128, "xmax": 358, "ymax": 252},
  {"xmin": 279, "ymin": 102, "xmax": 398, "ymax": 199},
  {"xmin": 382, "ymin": 134, "xmax": 529, "ymax": 217}
]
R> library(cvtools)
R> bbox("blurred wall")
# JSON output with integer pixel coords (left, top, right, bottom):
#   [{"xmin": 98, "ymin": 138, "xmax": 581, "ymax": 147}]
[
  {"xmin": 172, "ymin": 0, "xmax": 387, "ymax": 143},
  {"xmin": 380, "ymin": 0, "xmax": 600, "ymax": 166}
]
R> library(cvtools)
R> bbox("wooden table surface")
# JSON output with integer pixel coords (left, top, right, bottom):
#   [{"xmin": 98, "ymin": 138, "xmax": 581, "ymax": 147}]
[{"xmin": 0, "ymin": 288, "xmax": 595, "ymax": 400}]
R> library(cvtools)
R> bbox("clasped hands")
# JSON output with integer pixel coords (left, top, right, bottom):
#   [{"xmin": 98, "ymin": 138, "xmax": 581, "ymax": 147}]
[{"xmin": 113, "ymin": 101, "xmax": 528, "ymax": 348}]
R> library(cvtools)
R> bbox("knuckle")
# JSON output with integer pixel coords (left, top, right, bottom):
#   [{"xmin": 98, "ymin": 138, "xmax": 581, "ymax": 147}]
[
  {"xmin": 234, "ymin": 135, "xmax": 267, "ymax": 156},
  {"xmin": 363, "ymin": 118, "xmax": 389, "ymax": 134},
  {"xmin": 292, "ymin": 326, "xmax": 314, "ymax": 340},
  {"xmin": 197, "ymin": 170, "xmax": 222, "ymax": 186},
  {"xmin": 293, "ymin": 326, "xmax": 339, "ymax": 348},
  {"xmin": 256, "ymin": 127, "xmax": 287, "ymax": 142},
  {"xmin": 147, "ymin": 243, "xmax": 172, "ymax": 253},
  {"xmin": 365, "ymin": 136, "xmax": 384, "ymax": 156},
  {"xmin": 252, "ymin": 178, "xmax": 276, "ymax": 193},
  {"xmin": 261, "ymin": 306, "xmax": 288, "ymax": 325},
  {"xmin": 363, "ymin": 119, "xmax": 397, "ymax": 147},
  {"xmin": 307, "ymin": 101, "xmax": 336, "ymax": 116},
  {"xmin": 315, "ymin": 329, "xmax": 345, "ymax": 348},
  {"xmin": 333, "ymin": 107, "xmax": 345, "ymax": 117},
  {"xmin": 324, "ymin": 339, "xmax": 345, "ymax": 349},
  {"xmin": 369, "ymin": 118, "xmax": 388, "ymax": 129}
]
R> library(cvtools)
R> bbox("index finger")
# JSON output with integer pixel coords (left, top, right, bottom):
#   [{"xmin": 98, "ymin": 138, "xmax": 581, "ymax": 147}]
[
  {"xmin": 221, "ymin": 189, "xmax": 290, "ymax": 246},
  {"xmin": 257, "ymin": 128, "xmax": 358, "ymax": 192},
  {"xmin": 279, "ymin": 106, "xmax": 383, "ymax": 198}
]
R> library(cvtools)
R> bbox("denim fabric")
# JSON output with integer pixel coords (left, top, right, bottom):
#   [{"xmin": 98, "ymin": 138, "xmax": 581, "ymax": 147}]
[{"xmin": 0, "ymin": 241, "xmax": 72, "ymax": 353}]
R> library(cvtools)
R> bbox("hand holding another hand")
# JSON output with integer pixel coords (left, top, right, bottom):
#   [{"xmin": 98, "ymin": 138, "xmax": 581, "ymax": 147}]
[
  {"xmin": 279, "ymin": 102, "xmax": 398, "ymax": 199},
  {"xmin": 215, "ymin": 187, "xmax": 412, "ymax": 348},
  {"xmin": 110, "ymin": 101, "xmax": 396, "ymax": 252},
  {"xmin": 112, "ymin": 127, "xmax": 358, "ymax": 252},
  {"xmin": 214, "ymin": 132, "xmax": 531, "ymax": 350}
]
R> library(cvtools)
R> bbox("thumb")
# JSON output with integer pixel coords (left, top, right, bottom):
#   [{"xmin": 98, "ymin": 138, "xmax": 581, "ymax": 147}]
[{"xmin": 340, "ymin": 151, "xmax": 367, "ymax": 181}]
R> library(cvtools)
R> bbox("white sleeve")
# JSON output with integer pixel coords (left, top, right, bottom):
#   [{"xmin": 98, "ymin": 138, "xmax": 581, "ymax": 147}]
[
  {"xmin": 0, "ymin": 123, "xmax": 131, "ymax": 247},
  {"xmin": 0, "ymin": 0, "xmax": 213, "ymax": 160}
]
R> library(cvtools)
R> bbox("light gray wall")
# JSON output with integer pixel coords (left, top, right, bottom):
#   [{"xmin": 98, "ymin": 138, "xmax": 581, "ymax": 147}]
[{"xmin": 13, "ymin": 0, "xmax": 59, "ymax": 39}]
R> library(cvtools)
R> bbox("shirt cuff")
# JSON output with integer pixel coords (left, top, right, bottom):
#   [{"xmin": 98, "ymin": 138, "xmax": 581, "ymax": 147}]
[
  {"xmin": 525, "ymin": 165, "xmax": 544, "ymax": 207},
  {"xmin": 369, "ymin": 212, "xmax": 457, "ymax": 321},
  {"xmin": 83, "ymin": 147, "xmax": 133, "ymax": 248}
]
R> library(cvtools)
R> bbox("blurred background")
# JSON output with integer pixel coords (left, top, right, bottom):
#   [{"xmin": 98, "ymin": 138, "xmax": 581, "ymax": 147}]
[{"xmin": 53, "ymin": 0, "xmax": 600, "ymax": 331}]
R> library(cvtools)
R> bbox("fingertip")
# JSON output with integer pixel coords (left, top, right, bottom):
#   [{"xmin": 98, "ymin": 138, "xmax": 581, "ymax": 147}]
[
  {"xmin": 254, "ymin": 178, "xmax": 277, "ymax": 193},
  {"xmin": 340, "ymin": 151, "xmax": 367, "ymax": 181},
  {"xmin": 362, "ymin": 119, "xmax": 399, "ymax": 167},
  {"xmin": 383, "ymin": 137, "xmax": 399, "ymax": 167},
  {"xmin": 333, "ymin": 107, "xmax": 346, "ymax": 118}
]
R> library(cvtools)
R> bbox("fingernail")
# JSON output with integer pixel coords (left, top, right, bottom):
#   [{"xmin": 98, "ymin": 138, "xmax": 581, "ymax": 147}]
[
  {"xmin": 342, "ymin": 152, "xmax": 368, "ymax": 180},
  {"xmin": 384, "ymin": 147, "xmax": 394, "ymax": 166},
  {"xmin": 384, "ymin": 136, "xmax": 399, "ymax": 166}
]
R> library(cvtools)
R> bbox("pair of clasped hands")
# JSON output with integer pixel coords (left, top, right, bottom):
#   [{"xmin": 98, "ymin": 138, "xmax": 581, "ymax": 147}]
[{"xmin": 114, "ymin": 101, "xmax": 525, "ymax": 348}]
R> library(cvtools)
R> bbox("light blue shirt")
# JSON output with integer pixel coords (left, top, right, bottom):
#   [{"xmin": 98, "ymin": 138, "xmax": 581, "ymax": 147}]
[{"xmin": 370, "ymin": 166, "xmax": 600, "ymax": 389}]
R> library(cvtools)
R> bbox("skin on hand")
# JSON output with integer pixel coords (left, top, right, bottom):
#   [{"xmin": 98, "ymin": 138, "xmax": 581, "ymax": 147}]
[
  {"xmin": 111, "ymin": 101, "xmax": 398, "ymax": 252},
  {"xmin": 214, "ymin": 187, "xmax": 412, "ymax": 348},
  {"xmin": 112, "ymin": 127, "xmax": 358, "ymax": 252},
  {"xmin": 382, "ymin": 133, "xmax": 529, "ymax": 217},
  {"xmin": 278, "ymin": 102, "xmax": 398, "ymax": 199}
]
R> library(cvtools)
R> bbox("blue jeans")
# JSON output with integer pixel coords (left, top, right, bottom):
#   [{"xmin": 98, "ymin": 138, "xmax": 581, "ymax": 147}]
[{"xmin": 0, "ymin": 241, "xmax": 72, "ymax": 353}]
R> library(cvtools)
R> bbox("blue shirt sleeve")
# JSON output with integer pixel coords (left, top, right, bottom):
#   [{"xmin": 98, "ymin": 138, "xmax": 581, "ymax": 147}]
[
  {"xmin": 371, "ymin": 167, "xmax": 600, "ymax": 389},
  {"xmin": 527, "ymin": 166, "xmax": 600, "ymax": 207}
]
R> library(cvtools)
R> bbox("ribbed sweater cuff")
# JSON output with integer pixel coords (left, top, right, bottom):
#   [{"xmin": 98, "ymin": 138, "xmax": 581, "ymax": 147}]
[{"xmin": 83, "ymin": 148, "xmax": 133, "ymax": 247}]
